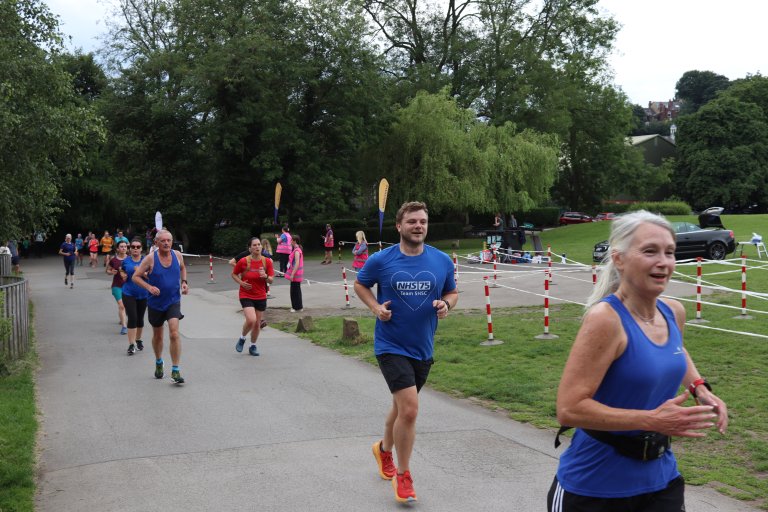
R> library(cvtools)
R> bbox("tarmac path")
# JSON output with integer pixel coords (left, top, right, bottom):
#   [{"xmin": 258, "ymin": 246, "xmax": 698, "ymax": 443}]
[{"xmin": 26, "ymin": 255, "xmax": 757, "ymax": 511}]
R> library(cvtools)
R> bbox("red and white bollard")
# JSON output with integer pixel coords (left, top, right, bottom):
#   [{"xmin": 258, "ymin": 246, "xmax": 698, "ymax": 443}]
[
  {"xmin": 591, "ymin": 264, "xmax": 597, "ymax": 286},
  {"xmin": 689, "ymin": 257, "xmax": 707, "ymax": 323},
  {"xmin": 480, "ymin": 277, "xmax": 502, "ymax": 345},
  {"xmin": 378, "ymin": 241, "xmax": 383, "ymax": 252},
  {"xmin": 341, "ymin": 267, "xmax": 352, "ymax": 308},
  {"xmin": 207, "ymin": 254, "xmax": 215, "ymax": 284},
  {"xmin": 734, "ymin": 255, "xmax": 752, "ymax": 319},
  {"xmin": 337, "ymin": 242, "xmax": 342, "ymax": 264},
  {"xmin": 492, "ymin": 249, "xmax": 499, "ymax": 287},
  {"xmin": 547, "ymin": 245, "xmax": 553, "ymax": 284},
  {"xmin": 535, "ymin": 272, "xmax": 558, "ymax": 339}
]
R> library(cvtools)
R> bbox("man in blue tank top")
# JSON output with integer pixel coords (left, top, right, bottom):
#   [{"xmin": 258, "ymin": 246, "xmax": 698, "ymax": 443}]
[
  {"xmin": 132, "ymin": 229, "xmax": 189, "ymax": 384},
  {"xmin": 355, "ymin": 201, "xmax": 457, "ymax": 504}
]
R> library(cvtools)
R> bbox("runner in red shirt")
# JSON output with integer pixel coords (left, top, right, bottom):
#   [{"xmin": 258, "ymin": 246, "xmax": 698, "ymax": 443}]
[{"xmin": 231, "ymin": 237, "xmax": 274, "ymax": 356}]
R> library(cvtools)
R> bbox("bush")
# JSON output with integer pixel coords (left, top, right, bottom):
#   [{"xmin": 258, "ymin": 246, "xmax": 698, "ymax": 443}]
[
  {"xmin": 212, "ymin": 227, "xmax": 252, "ymax": 256},
  {"xmin": 627, "ymin": 201, "xmax": 692, "ymax": 215}
]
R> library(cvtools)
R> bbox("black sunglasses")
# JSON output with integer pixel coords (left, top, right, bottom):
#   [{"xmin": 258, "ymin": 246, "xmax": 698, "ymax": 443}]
[{"xmin": 130, "ymin": 245, "xmax": 142, "ymax": 249}]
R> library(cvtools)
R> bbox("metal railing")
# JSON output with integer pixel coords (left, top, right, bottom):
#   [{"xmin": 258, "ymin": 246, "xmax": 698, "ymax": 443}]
[{"xmin": 0, "ymin": 254, "xmax": 30, "ymax": 359}]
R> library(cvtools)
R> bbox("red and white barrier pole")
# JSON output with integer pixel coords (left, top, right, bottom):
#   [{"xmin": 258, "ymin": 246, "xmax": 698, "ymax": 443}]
[
  {"xmin": 591, "ymin": 264, "xmax": 597, "ymax": 286},
  {"xmin": 378, "ymin": 241, "xmax": 382, "ymax": 252},
  {"xmin": 492, "ymin": 249, "xmax": 498, "ymax": 287},
  {"xmin": 695, "ymin": 257, "xmax": 703, "ymax": 320},
  {"xmin": 341, "ymin": 266, "xmax": 352, "ymax": 308},
  {"xmin": 207, "ymin": 254, "xmax": 215, "ymax": 284},
  {"xmin": 690, "ymin": 257, "xmax": 708, "ymax": 324},
  {"xmin": 535, "ymin": 272, "xmax": 558, "ymax": 339},
  {"xmin": 337, "ymin": 242, "xmax": 342, "ymax": 264},
  {"xmin": 479, "ymin": 277, "xmax": 502, "ymax": 345},
  {"xmin": 732, "ymin": 255, "xmax": 753, "ymax": 319},
  {"xmin": 547, "ymin": 245, "xmax": 553, "ymax": 283}
]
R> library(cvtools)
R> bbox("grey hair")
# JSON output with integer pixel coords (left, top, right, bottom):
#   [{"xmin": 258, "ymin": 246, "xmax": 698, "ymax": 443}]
[
  {"xmin": 585, "ymin": 210, "xmax": 675, "ymax": 310},
  {"xmin": 154, "ymin": 229, "xmax": 172, "ymax": 241}
]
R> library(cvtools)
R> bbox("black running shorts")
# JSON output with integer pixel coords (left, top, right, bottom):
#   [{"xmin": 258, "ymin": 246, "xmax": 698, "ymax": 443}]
[
  {"xmin": 239, "ymin": 298, "xmax": 267, "ymax": 311},
  {"xmin": 547, "ymin": 475, "xmax": 684, "ymax": 512},
  {"xmin": 376, "ymin": 353, "xmax": 434, "ymax": 393},
  {"xmin": 148, "ymin": 302, "xmax": 184, "ymax": 327}
]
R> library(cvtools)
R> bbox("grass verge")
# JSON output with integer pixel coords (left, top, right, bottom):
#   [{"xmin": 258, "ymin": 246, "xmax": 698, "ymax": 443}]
[{"xmin": 275, "ymin": 297, "xmax": 768, "ymax": 509}]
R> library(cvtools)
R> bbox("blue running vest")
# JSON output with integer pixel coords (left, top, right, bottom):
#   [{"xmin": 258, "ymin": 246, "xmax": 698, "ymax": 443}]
[
  {"xmin": 556, "ymin": 294, "xmax": 687, "ymax": 498},
  {"xmin": 147, "ymin": 251, "xmax": 181, "ymax": 311}
]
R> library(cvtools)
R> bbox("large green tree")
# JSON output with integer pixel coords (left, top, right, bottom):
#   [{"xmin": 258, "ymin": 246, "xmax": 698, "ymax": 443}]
[
  {"xmin": 675, "ymin": 75, "xmax": 768, "ymax": 210},
  {"xmin": 675, "ymin": 70, "xmax": 731, "ymax": 115},
  {"xmin": 0, "ymin": 0, "xmax": 104, "ymax": 239},
  {"xmin": 367, "ymin": 90, "xmax": 559, "ymax": 215}
]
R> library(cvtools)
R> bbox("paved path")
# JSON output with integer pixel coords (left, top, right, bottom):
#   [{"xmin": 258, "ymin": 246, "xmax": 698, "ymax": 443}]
[{"xmin": 25, "ymin": 255, "xmax": 756, "ymax": 511}]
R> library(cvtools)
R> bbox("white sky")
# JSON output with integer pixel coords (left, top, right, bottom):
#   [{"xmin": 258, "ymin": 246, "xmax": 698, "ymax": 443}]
[{"xmin": 47, "ymin": 0, "xmax": 765, "ymax": 106}]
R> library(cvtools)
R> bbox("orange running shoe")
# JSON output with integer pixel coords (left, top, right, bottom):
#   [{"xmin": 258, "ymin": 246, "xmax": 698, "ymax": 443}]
[
  {"xmin": 371, "ymin": 440, "xmax": 397, "ymax": 480},
  {"xmin": 392, "ymin": 470, "xmax": 417, "ymax": 503}
]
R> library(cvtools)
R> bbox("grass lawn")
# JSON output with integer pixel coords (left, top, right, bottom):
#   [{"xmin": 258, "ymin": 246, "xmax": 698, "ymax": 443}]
[
  {"xmin": 0, "ymin": 355, "xmax": 37, "ymax": 512},
  {"xmin": 276, "ymin": 216, "xmax": 768, "ymax": 509}
]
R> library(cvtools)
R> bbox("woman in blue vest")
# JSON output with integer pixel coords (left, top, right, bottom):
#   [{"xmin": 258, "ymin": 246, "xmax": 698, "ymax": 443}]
[{"xmin": 548, "ymin": 210, "xmax": 728, "ymax": 511}]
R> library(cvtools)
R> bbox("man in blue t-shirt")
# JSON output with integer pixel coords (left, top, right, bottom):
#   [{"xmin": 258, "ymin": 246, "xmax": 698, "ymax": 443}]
[{"xmin": 355, "ymin": 201, "xmax": 457, "ymax": 504}]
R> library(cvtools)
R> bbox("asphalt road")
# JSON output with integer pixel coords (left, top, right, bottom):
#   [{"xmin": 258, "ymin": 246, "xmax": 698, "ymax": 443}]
[{"xmin": 23, "ymin": 254, "xmax": 756, "ymax": 511}]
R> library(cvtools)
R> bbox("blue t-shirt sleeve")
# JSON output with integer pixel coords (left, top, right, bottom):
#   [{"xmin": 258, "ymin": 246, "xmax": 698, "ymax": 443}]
[{"xmin": 356, "ymin": 251, "xmax": 379, "ymax": 287}]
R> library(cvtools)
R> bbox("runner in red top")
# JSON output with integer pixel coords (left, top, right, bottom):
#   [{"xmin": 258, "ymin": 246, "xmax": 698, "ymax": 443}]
[{"xmin": 231, "ymin": 237, "xmax": 275, "ymax": 356}]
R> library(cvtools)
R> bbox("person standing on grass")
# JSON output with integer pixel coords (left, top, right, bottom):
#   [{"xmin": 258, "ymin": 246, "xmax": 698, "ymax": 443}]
[
  {"xmin": 58, "ymin": 234, "xmax": 77, "ymax": 289},
  {"xmin": 121, "ymin": 238, "xmax": 150, "ymax": 355},
  {"xmin": 285, "ymin": 234, "xmax": 304, "ymax": 312},
  {"xmin": 132, "ymin": 229, "xmax": 189, "ymax": 384},
  {"xmin": 354, "ymin": 201, "xmax": 457, "ymax": 504},
  {"xmin": 547, "ymin": 210, "xmax": 728, "ymax": 512},
  {"xmin": 231, "ymin": 238, "xmax": 274, "ymax": 356},
  {"xmin": 106, "ymin": 240, "xmax": 129, "ymax": 335}
]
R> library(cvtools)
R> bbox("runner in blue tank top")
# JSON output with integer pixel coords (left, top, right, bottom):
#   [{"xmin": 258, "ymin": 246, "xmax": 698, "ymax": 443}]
[
  {"xmin": 355, "ymin": 201, "xmax": 457, "ymax": 504},
  {"xmin": 132, "ymin": 229, "xmax": 189, "ymax": 384},
  {"xmin": 547, "ymin": 210, "xmax": 729, "ymax": 512}
]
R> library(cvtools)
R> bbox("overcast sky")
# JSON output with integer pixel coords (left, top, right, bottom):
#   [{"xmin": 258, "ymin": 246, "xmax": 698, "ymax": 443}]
[{"xmin": 47, "ymin": 0, "xmax": 765, "ymax": 106}]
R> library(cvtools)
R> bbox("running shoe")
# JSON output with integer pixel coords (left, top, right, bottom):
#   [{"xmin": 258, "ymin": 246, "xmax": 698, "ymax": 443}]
[
  {"xmin": 392, "ymin": 471, "xmax": 417, "ymax": 503},
  {"xmin": 127, "ymin": 344, "xmax": 136, "ymax": 355},
  {"xmin": 64, "ymin": 277, "xmax": 68, "ymax": 285},
  {"xmin": 120, "ymin": 326, "xmax": 128, "ymax": 335},
  {"xmin": 154, "ymin": 361, "xmax": 164, "ymax": 379},
  {"xmin": 236, "ymin": 337, "xmax": 245, "ymax": 353},
  {"xmin": 171, "ymin": 370, "xmax": 185, "ymax": 384},
  {"xmin": 260, "ymin": 319, "xmax": 267, "ymax": 329},
  {"xmin": 372, "ymin": 440, "xmax": 397, "ymax": 480},
  {"xmin": 70, "ymin": 283, "xmax": 73, "ymax": 289},
  {"xmin": 249, "ymin": 344, "xmax": 260, "ymax": 356},
  {"xmin": 136, "ymin": 340, "xmax": 144, "ymax": 351}
]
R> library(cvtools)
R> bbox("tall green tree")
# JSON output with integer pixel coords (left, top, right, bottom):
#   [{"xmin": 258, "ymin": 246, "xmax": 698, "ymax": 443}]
[
  {"xmin": 675, "ymin": 70, "xmax": 731, "ymax": 115},
  {"xmin": 366, "ymin": 90, "xmax": 559, "ymax": 215},
  {"xmin": 675, "ymin": 75, "xmax": 768, "ymax": 210},
  {"xmin": 0, "ymin": 0, "xmax": 104, "ymax": 239}
]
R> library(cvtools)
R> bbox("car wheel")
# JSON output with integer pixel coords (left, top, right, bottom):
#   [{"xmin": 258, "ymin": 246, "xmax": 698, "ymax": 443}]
[{"xmin": 707, "ymin": 241, "xmax": 727, "ymax": 260}]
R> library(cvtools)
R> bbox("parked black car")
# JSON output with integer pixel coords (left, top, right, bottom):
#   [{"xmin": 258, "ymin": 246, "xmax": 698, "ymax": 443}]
[{"xmin": 592, "ymin": 208, "xmax": 736, "ymax": 262}]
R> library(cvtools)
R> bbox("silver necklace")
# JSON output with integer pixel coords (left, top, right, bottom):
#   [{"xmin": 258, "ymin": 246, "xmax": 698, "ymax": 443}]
[{"xmin": 617, "ymin": 293, "xmax": 655, "ymax": 325}]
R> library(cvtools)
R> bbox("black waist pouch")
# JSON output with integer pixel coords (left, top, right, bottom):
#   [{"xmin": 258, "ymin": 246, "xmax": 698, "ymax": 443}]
[{"xmin": 556, "ymin": 426, "xmax": 671, "ymax": 461}]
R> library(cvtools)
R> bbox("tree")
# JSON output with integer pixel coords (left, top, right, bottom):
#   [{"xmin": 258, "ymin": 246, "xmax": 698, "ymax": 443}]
[
  {"xmin": 0, "ymin": 0, "xmax": 104, "ymax": 239},
  {"xmin": 675, "ymin": 77, "xmax": 768, "ymax": 210},
  {"xmin": 365, "ymin": 90, "xmax": 559, "ymax": 215},
  {"xmin": 675, "ymin": 70, "xmax": 731, "ymax": 115}
]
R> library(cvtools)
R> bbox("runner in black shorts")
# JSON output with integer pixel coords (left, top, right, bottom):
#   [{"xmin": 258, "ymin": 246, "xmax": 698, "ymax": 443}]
[
  {"xmin": 354, "ymin": 201, "xmax": 458, "ymax": 504},
  {"xmin": 231, "ymin": 238, "xmax": 274, "ymax": 356}
]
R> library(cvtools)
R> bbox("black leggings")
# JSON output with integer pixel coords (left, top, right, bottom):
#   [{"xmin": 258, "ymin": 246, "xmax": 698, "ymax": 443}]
[
  {"xmin": 123, "ymin": 295, "xmax": 147, "ymax": 329},
  {"xmin": 290, "ymin": 281, "xmax": 303, "ymax": 310}
]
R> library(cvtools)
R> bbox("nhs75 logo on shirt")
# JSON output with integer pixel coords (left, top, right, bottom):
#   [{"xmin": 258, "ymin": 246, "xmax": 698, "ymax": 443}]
[{"xmin": 395, "ymin": 281, "xmax": 432, "ymax": 294}]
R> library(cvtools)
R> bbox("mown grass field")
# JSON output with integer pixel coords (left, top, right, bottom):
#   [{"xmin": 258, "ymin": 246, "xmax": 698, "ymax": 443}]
[{"xmin": 280, "ymin": 214, "xmax": 768, "ymax": 509}]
